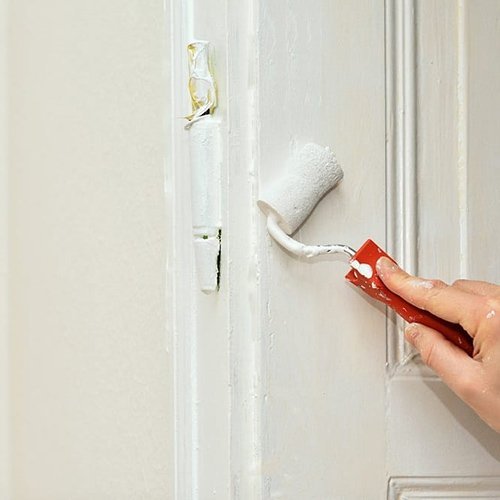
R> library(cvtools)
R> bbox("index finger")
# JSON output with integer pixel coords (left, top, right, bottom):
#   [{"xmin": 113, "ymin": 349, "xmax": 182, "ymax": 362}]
[{"xmin": 376, "ymin": 257, "xmax": 483, "ymax": 336}]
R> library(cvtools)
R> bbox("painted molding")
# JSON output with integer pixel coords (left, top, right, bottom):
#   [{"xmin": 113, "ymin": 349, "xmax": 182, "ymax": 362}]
[
  {"xmin": 388, "ymin": 476, "xmax": 500, "ymax": 499},
  {"xmin": 457, "ymin": 0, "xmax": 469, "ymax": 278},
  {"xmin": 168, "ymin": 0, "xmax": 208, "ymax": 497},
  {"xmin": 386, "ymin": 0, "xmax": 472, "ymax": 377},
  {"xmin": 385, "ymin": 0, "xmax": 424, "ymax": 376}
]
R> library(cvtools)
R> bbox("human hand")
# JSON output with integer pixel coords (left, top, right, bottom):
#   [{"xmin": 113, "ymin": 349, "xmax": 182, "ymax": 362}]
[{"xmin": 377, "ymin": 256, "xmax": 500, "ymax": 432}]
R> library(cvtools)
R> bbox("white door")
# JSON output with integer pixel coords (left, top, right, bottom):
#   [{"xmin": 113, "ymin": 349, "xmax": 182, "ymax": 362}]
[{"xmin": 169, "ymin": 0, "xmax": 500, "ymax": 498}]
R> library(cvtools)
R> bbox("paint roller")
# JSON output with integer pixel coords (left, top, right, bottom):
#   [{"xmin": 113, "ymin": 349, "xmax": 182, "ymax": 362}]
[{"xmin": 257, "ymin": 143, "xmax": 474, "ymax": 357}]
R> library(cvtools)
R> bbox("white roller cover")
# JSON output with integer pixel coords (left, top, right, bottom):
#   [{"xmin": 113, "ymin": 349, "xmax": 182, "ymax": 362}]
[{"xmin": 257, "ymin": 143, "xmax": 343, "ymax": 235}]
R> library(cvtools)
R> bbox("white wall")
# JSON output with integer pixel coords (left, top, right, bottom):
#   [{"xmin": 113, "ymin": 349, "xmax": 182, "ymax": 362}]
[
  {"xmin": 0, "ymin": 0, "xmax": 9, "ymax": 495},
  {"xmin": 7, "ymin": 0, "xmax": 173, "ymax": 498}
]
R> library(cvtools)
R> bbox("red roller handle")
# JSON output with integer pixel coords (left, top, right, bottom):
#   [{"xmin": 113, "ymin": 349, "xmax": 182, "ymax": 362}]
[{"xmin": 345, "ymin": 239, "xmax": 474, "ymax": 357}]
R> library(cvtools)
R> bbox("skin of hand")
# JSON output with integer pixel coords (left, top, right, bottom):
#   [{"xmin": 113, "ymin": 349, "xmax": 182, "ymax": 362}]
[{"xmin": 377, "ymin": 256, "xmax": 500, "ymax": 432}]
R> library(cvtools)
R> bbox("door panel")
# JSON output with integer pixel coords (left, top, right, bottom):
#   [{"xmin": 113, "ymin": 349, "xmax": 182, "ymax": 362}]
[
  {"xmin": 258, "ymin": 1, "xmax": 386, "ymax": 498},
  {"xmin": 169, "ymin": 0, "xmax": 500, "ymax": 498},
  {"xmin": 388, "ymin": 0, "xmax": 500, "ymax": 488}
]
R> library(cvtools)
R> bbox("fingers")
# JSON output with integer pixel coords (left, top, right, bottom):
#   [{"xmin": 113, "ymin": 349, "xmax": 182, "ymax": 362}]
[
  {"xmin": 405, "ymin": 323, "xmax": 482, "ymax": 402},
  {"xmin": 452, "ymin": 279, "xmax": 500, "ymax": 297},
  {"xmin": 377, "ymin": 257, "xmax": 483, "ymax": 335}
]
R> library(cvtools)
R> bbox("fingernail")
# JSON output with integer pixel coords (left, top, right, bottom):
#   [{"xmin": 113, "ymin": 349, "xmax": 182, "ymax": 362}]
[
  {"xmin": 405, "ymin": 323, "xmax": 420, "ymax": 345},
  {"xmin": 376, "ymin": 256, "xmax": 399, "ymax": 276}
]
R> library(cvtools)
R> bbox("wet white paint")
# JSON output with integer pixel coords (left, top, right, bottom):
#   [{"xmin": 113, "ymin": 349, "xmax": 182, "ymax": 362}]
[
  {"xmin": 265, "ymin": 214, "xmax": 355, "ymax": 259},
  {"xmin": 351, "ymin": 259, "xmax": 374, "ymax": 279}
]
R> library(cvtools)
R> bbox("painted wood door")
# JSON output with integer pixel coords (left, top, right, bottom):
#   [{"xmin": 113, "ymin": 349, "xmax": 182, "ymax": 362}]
[{"xmin": 169, "ymin": 0, "xmax": 500, "ymax": 498}]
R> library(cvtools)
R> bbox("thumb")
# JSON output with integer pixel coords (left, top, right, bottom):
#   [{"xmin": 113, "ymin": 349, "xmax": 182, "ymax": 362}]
[{"xmin": 405, "ymin": 323, "xmax": 481, "ymax": 400}]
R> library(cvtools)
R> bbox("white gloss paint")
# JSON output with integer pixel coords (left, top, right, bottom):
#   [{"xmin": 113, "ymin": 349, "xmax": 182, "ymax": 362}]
[
  {"xmin": 387, "ymin": 0, "xmax": 500, "ymax": 490},
  {"xmin": 350, "ymin": 260, "xmax": 373, "ymax": 279},
  {"xmin": 256, "ymin": 3, "xmax": 386, "ymax": 496},
  {"xmin": 170, "ymin": 0, "xmax": 232, "ymax": 497},
  {"xmin": 171, "ymin": 0, "xmax": 387, "ymax": 497},
  {"xmin": 457, "ymin": 0, "xmax": 469, "ymax": 278},
  {"xmin": 1, "ymin": 0, "xmax": 500, "ymax": 498},
  {"xmin": 188, "ymin": 116, "xmax": 222, "ymax": 293},
  {"xmin": 266, "ymin": 215, "xmax": 355, "ymax": 259},
  {"xmin": 172, "ymin": 0, "xmax": 500, "ymax": 498},
  {"xmin": 186, "ymin": 40, "xmax": 222, "ymax": 293}
]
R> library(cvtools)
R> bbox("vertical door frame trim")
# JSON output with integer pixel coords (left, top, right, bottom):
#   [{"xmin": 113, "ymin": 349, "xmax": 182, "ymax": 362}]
[{"xmin": 167, "ymin": 0, "xmax": 263, "ymax": 498}]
